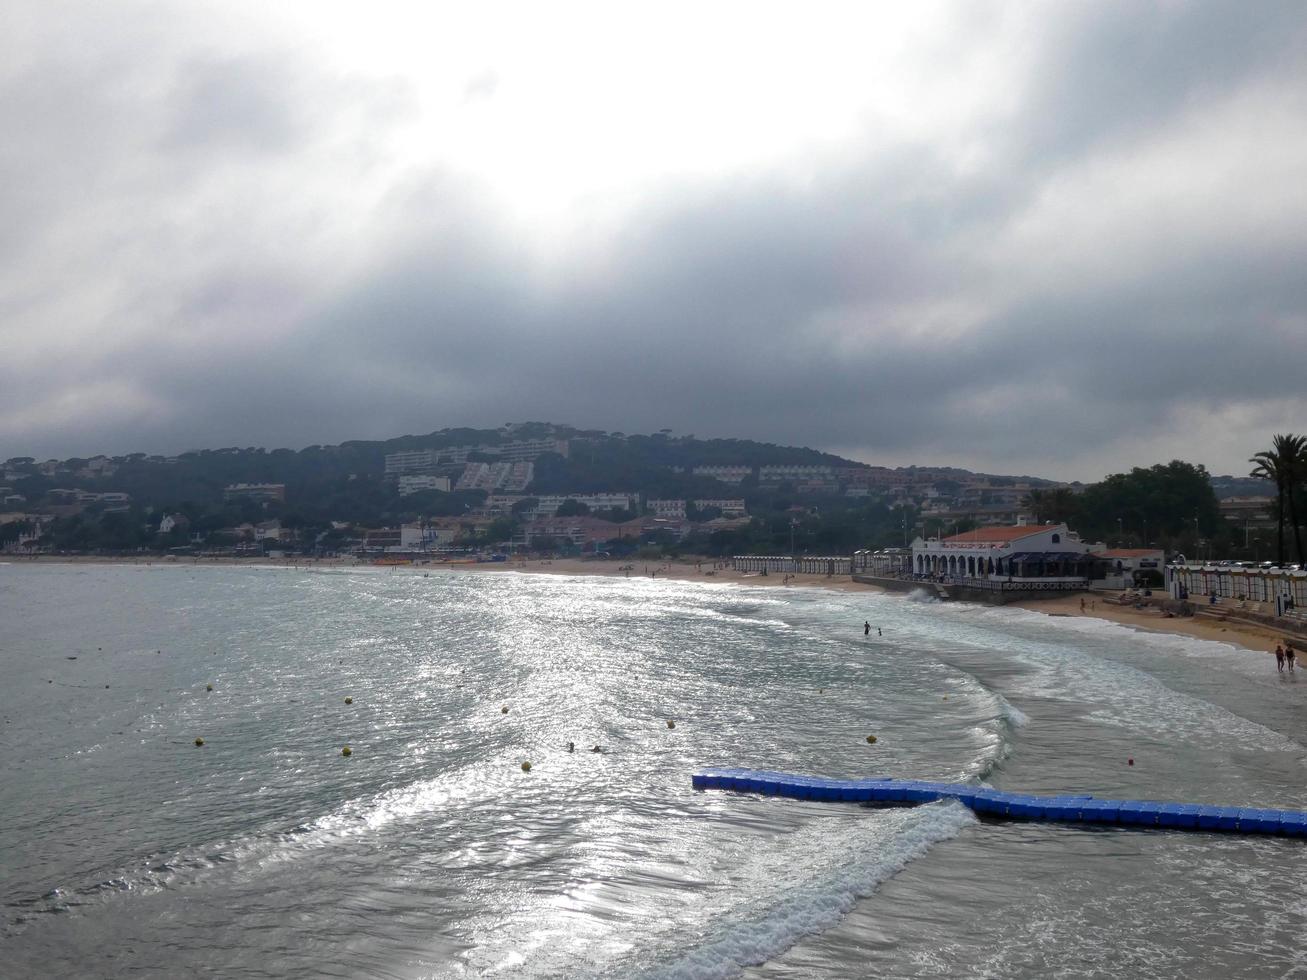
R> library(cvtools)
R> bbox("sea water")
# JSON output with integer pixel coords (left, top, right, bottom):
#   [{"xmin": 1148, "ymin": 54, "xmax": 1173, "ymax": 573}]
[{"xmin": 2, "ymin": 563, "xmax": 1305, "ymax": 978}]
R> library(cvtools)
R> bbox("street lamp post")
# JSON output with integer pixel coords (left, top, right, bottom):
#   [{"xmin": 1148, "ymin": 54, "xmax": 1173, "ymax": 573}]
[{"xmin": 1117, "ymin": 517, "xmax": 1123, "ymax": 544}]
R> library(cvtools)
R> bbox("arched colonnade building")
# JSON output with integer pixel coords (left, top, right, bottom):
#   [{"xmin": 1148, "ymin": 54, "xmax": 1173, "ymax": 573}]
[{"xmin": 911, "ymin": 522, "xmax": 1107, "ymax": 587}]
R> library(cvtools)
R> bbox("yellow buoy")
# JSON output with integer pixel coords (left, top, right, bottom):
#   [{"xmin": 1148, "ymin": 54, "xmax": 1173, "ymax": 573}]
[
  {"xmin": 194, "ymin": 737, "xmax": 205, "ymax": 747},
  {"xmin": 341, "ymin": 745, "xmax": 352, "ymax": 757},
  {"xmin": 344, "ymin": 696, "xmax": 353, "ymax": 705},
  {"xmin": 866, "ymin": 735, "xmax": 878, "ymax": 744},
  {"xmin": 521, "ymin": 761, "xmax": 532, "ymax": 772},
  {"xmin": 206, "ymin": 683, "xmax": 214, "ymax": 692},
  {"xmin": 667, "ymin": 720, "xmax": 676, "ymax": 729}
]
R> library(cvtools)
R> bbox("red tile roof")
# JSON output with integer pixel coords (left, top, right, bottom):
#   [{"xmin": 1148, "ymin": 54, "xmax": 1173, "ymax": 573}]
[{"xmin": 941, "ymin": 524, "xmax": 1060, "ymax": 544}]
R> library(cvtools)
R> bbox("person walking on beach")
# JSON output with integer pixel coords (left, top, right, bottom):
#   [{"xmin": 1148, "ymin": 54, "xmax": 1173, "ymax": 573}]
[
  {"xmin": 865, "ymin": 621, "xmax": 871, "ymax": 636},
  {"xmin": 1288, "ymin": 643, "xmax": 1297, "ymax": 672},
  {"xmin": 1276, "ymin": 643, "xmax": 1285, "ymax": 672}
]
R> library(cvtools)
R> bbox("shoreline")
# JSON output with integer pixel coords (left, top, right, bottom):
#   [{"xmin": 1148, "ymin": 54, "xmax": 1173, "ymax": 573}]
[{"xmin": 9, "ymin": 553, "xmax": 1287, "ymax": 660}]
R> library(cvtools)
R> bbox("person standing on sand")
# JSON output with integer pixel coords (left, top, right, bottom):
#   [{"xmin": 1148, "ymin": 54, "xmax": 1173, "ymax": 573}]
[
  {"xmin": 1080, "ymin": 597, "xmax": 1086, "ymax": 612},
  {"xmin": 1288, "ymin": 643, "xmax": 1297, "ymax": 672},
  {"xmin": 1276, "ymin": 643, "xmax": 1285, "ymax": 672}
]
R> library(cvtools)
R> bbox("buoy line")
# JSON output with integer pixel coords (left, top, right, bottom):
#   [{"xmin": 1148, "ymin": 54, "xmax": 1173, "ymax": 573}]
[{"xmin": 692, "ymin": 768, "xmax": 1307, "ymax": 836}]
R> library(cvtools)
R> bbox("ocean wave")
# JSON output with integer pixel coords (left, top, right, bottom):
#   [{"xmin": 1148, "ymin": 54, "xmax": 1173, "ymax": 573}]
[
  {"xmin": 1000, "ymin": 698, "xmax": 1030, "ymax": 729},
  {"xmin": 636, "ymin": 802, "xmax": 975, "ymax": 980},
  {"xmin": 931, "ymin": 606, "xmax": 1299, "ymax": 753}
]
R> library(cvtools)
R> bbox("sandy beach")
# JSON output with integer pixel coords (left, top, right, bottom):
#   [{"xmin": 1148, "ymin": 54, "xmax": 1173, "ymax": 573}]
[
  {"xmin": 1007, "ymin": 593, "xmax": 1297, "ymax": 661},
  {"xmin": 15, "ymin": 552, "xmax": 1298, "ymax": 661}
]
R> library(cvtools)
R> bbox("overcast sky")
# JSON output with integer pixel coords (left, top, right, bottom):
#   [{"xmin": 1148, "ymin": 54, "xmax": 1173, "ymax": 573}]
[{"xmin": 3, "ymin": 2, "xmax": 1305, "ymax": 481}]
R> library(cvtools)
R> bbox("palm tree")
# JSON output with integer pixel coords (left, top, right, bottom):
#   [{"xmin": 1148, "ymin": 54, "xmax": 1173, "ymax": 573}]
[{"xmin": 1249, "ymin": 434, "xmax": 1307, "ymax": 566}]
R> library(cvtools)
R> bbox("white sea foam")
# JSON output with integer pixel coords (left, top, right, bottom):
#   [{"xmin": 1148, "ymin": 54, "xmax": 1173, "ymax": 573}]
[
  {"xmin": 923, "ymin": 604, "xmax": 1300, "ymax": 752},
  {"xmin": 638, "ymin": 802, "xmax": 975, "ymax": 980},
  {"xmin": 999, "ymin": 698, "xmax": 1030, "ymax": 729}
]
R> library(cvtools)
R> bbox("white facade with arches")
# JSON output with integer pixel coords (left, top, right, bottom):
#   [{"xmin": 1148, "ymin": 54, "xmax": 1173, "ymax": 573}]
[{"xmin": 911, "ymin": 523, "xmax": 1104, "ymax": 583}]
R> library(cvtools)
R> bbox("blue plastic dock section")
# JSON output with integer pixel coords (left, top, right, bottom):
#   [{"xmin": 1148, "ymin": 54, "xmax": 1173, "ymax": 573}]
[{"xmin": 691, "ymin": 768, "xmax": 1307, "ymax": 837}]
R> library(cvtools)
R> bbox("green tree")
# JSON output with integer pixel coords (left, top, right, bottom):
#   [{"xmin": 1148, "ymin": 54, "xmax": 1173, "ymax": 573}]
[
  {"xmin": 1077, "ymin": 460, "xmax": 1220, "ymax": 553},
  {"xmin": 1021, "ymin": 487, "xmax": 1080, "ymax": 526},
  {"xmin": 1250, "ymin": 433, "xmax": 1307, "ymax": 566}
]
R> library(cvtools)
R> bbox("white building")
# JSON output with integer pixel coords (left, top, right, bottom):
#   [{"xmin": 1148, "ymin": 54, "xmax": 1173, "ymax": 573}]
[
  {"xmin": 693, "ymin": 465, "xmax": 752, "ymax": 484},
  {"xmin": 398, "ymin": 475, "xmax": 452, "ymax": 496},
  {"xmin": 254, "ymin": 520, "xmax": 285, "ymax": 542},
  {"xmin": 647, "ymin": 499, "xmax": 687, "ymax": 518},
  {"xmin": 533, "ymin": 493, "xmax": 639, "ymax": 516},
  {"xmin": 497, "ymin": 438, "xmax": 568, "ymax": 462},
  {"xmin": 384, "ymin": 450, "xmax": 439, "ymax": 476},
  {"xmin": 693, "ymin": 498, "xmax": 747, "ymax": 517},
  {"xmin": 481, "ymin": 495, "xmax": 525, "ymax": 514},
  {"xmin": 1092, "ymin": 548, "xmax": 1165, "ymax": 588},
  {"xmin": 758, "ymin": 464, "xmax": 834, "ymax": 484},
  {"xmin": 911, "ymin": 523, "xmax": 1104, "ymax": 583},
  {"xmin": 454, "ymin": 461, "xmax": 534, "ymax": 493}
]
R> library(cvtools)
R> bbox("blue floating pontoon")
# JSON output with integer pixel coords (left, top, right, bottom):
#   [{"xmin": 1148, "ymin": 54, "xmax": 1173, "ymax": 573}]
[{"xmin": 690, "ymin": 768, "xmax": 1307, "ymax": 838}]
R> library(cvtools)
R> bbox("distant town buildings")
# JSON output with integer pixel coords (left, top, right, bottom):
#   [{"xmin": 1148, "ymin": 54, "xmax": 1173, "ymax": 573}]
[
  {"xmin": 496, "ymin": 438, "xmax": 569, "ymax": 462},
  {"xmin": 1218, "ymin": 496, "xmax": 1277, "ymax": 530},
  {"xmin": 647, "ymin": 498, "xmax": 687, "ymax": 518},
  {"xmin": 253, "ymin": 520, "xmax": 285, "ymax": 542},
  {"xmin": 520, "ymin": 516, "xmax": 624, "ymax": 549},
  {"xmin": 693, "ymin": 498, "xmax": 747, "ymax": 517},
  {"xmin": 384, "ymin": 439, "xmax": 567, "ymax": 478},
  {"xmin": 223, "ymin": 483, "xmax": 286, "ymax": 503},
  {"xmin": 398, "ymin": 475, "xmax": 452, "ymax": 496},
  {"xmin": 533, "ymin": 493, "xmax": 639, "ymax": 516},
  {"xmin": 384, "ymin": 449, "xmax": 441, "ymax": 477},
  {"xmin": 693, "ymin": 465, "xmax": 751, "ymax": 484},
  {"xmin": 758, "ymin": 465, "xmax": 838, "ymax": 493},
  {"xmin": 454, "ymin": 461, "xmax": 533, "ymax": 493}
]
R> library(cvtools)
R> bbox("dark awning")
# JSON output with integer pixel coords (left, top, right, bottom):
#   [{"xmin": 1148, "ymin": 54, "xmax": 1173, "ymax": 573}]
[{"xmin": 1007, "ymin": 552, "xmax": 1100, "ymax": 562}]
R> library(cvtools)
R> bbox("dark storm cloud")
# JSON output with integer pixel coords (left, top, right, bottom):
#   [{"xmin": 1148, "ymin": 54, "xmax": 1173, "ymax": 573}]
[{"xmin": 2, "ymin": 1, "xmax": 1306, "ymax": 482}]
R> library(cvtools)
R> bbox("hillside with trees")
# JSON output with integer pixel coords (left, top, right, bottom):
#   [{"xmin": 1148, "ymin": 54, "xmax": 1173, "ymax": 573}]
[{"xmin": 4, "ymin": 424, "xmax": 1298, "ymax": 563}]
